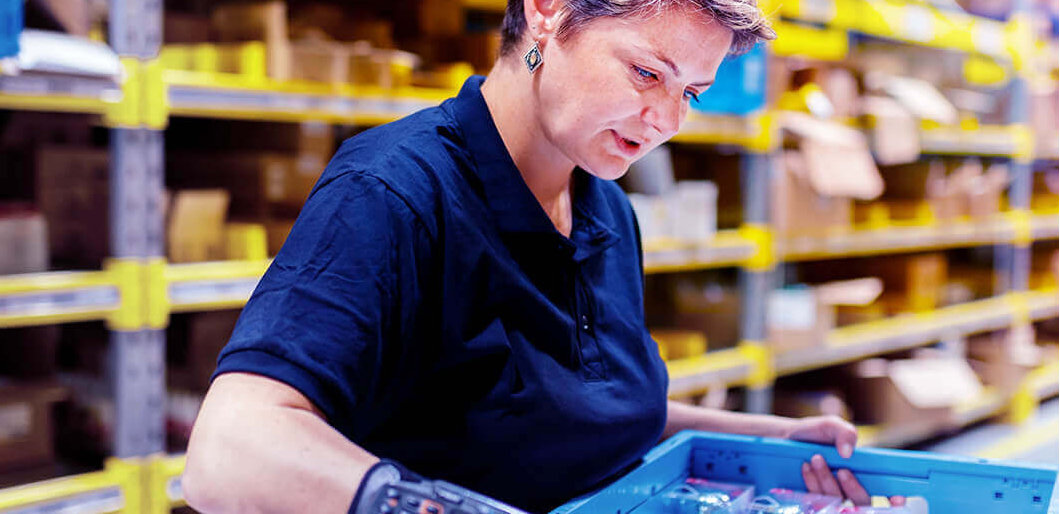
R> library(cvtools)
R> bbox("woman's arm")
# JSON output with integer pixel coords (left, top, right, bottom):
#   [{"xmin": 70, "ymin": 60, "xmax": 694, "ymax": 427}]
[
  {"xmin": 182, "ymin": 372, "xmax": 379, "ymax": 514},
  {"xmin": 664, "ymin": 401, "xmax": 854, "ymax": 457}
]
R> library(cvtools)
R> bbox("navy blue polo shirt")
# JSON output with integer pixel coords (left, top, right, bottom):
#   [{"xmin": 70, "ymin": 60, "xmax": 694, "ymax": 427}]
[{"xmin": 214, "ymin": 76, "xmax": 669, "ymax": 512}]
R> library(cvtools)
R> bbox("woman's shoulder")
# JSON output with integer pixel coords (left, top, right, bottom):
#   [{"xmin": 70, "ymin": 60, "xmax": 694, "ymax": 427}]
[{"xmin": 312, "ymin": 106, "xmax": 470, "ymax": 225}]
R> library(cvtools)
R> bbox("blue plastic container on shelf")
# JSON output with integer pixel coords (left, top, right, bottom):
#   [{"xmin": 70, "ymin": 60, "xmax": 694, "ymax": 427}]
[
  {"xmin": 690, "ymin": 44, "xmax": 766, "ymax": 116},
  {"xmin": 552, "ymin": 431, "xmax": 1058, "ymax": 514},
  {"xmin": 0, "ymin": 0, "xmax": 21, "ymax": 59}
]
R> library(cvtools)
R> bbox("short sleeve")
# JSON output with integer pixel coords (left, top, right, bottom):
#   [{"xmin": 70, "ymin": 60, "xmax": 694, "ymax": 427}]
[{"xmin": 213, "ymin": 170, "xmax": 433, "ymax": 437}]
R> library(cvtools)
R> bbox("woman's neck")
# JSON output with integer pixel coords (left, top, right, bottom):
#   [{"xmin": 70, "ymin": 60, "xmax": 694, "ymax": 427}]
[{"xmin": 481, "ymin": 56, "xmax": 575, "ymax": 236}]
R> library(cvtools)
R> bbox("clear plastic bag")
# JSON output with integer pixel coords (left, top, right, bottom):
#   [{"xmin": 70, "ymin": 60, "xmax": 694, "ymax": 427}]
[
  {"xmin": 658, "ymin": 478, "xmax": 755, "ymax": 513},
  {"xmin": 745, "ymin": 488, "xmax": 843, "ymax": 513}
]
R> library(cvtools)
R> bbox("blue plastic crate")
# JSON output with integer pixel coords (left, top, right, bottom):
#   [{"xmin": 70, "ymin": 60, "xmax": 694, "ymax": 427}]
[
  {"xmin": 690, "ymin": 44, "xmax": 766, "ymax": 116},
  {"xmin": 0, "ymin": 0, "xmax": 21, "ymax": 59},
  {"xmin": 552, "ymin": 431, "xmax": 1058, "ymax": 514}
]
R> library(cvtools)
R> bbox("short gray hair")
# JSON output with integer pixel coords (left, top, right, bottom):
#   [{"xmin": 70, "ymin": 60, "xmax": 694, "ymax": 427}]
[{"xmin": 499, "ymin": 0, "xmax": 775, "ymax": 57}]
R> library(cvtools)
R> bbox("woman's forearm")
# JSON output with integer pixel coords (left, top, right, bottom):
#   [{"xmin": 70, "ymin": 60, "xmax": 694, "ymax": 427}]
[
  {"xmin": 183, "ymin": 373, "xmax": 378, "ymax": 514},
  {"xmin": 662, "ymin": 400, "xmax": 796, "ymax": 440}
]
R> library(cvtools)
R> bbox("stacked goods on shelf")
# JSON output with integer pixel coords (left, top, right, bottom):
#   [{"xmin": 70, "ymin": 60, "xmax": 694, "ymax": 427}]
[
  {"xmin": 846, "ymin": 354, "xmax": 984, "ymax": 428},
  {"xmin": 1030, "ymin": 170, "xmax": 1059, "ymax": 213},
  {"xmin": 669, "ymin": 280, "xmax": 741, "ymax": 349},
  {"xmin": 801, "ymin": 253, "xmax": 949, "ymax": 314},
  {"xmin": 774, "ymin": 112, "xmax": 883, "ymax": 238},
  {"xmin": 967, "ymin": 326, "xmax": 1058, "ymax": 395},
  {"xmin": 766, "ymin": 277, "xmax": 883, "ymax": 352},
  {"xmin": 0, "ymin": 382, "xmax": 68, "ymax": 471},
  {"xmin": 167, "ymin": 118, "xmax": 336, "ymax": 256},
  {"xmin": 0, "ymin": 204, "xmax": 47, "ymax": 275},
  {"xmin": 166, "ymin": 190, "xmax": 230, "ymax": 263},
  {"xmin": 869, "ymin": 159, "xmax": 1009, "ymax": 224},
  {"xmin": 624, "ymin": 146, "xmax": 718, "ymax": 247}
]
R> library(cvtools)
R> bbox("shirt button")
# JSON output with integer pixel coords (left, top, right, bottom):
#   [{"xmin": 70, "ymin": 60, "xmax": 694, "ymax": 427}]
[{"xmin": 580, "ymin": 314, "xmax": 590, "ymax": 331}]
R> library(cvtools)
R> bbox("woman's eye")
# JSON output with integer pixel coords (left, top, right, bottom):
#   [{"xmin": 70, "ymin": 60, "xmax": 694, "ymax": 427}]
[
  {"xmin": 684, "ymin": 90, "xmax": 700, "ymax": 102},
  {"xmin": 633, "ymin": 66, "xmax": 658, "ymax": 81}
]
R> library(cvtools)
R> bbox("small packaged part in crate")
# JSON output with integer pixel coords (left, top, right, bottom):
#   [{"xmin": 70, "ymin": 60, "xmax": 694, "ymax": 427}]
[
  {"xmin": 551, "ymin": 431, "xmax": 1058, "ymax": 514},
  {"xmin": 655, "ymin": 478, "xmax": 753, "ymax": 513},
  {"xmin": 745, "ymin": 488, "xmax": 841, "ymax": 513}
]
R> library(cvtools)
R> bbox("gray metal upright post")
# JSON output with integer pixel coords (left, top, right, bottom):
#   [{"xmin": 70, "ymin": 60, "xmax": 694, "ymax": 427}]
[
  {"xmin": 740, "ymin": 152, "xmax": 775, "ymax": 414},
  {"xmin": 107, "ymin": 0, "xmax": 166, "ymax": 459}
]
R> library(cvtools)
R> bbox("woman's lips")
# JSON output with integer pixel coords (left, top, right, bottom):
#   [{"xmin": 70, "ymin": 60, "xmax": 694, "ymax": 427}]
[{"xmin": 611, "ymin": 129, "xmax": 642, "ymax": 158}]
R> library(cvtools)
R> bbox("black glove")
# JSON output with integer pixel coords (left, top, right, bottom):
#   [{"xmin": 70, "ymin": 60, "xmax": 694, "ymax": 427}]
[{"xmin": 349, "ymin": 459, "xmax": 530, "ymax": 514}]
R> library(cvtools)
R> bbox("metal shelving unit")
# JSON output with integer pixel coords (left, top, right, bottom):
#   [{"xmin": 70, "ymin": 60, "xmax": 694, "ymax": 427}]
[{"xmin": 0, "ymin": 0, "xmax": 1057, "ymax": 511}]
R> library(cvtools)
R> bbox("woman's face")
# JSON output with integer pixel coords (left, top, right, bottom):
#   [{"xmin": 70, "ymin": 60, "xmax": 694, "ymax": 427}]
[{"xmin": 534, "ymin": 6, "xmax": 734, "ymax": 180}]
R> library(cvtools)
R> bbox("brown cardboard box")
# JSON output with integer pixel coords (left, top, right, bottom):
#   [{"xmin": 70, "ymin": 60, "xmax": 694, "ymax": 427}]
[
  {"xmin": 35, "ymin": 146, "xmax": 109, "ymax": 269},
  {"xmin": 861, "ymin": 95, "xmax": 920, "ymax": 166},
  {"xmin": 0, "ymin": 206, "xmax": 47, "ymax": 275},
  {"xmin": 768, "ymin": 278, "xmax": 883, "ymax": 353},
  {"xmin": 671, "ymin": 281, "xmax": 741, "ymax": 348},
  {"xmin": 349, "ymin": 44, "xmax": 419, "ymax": 89},
  {"xmin": 212, "ymin": 1, "xmax": 291, "ymax": 80},
  {"xmin": 168, "ymin": 152, "xmax": 326, "ymax": 220},
  {"xmin": 848, "ymin": 357, "xmax": 982, "ymax": 425},
  {"xmin": 967, "ymin": 328, "xmax": 1043, "ymax": 394},
  {"xmin": 0, "ymin": 383, "xmax": 67, "ymax": 470},
  {"xmin": 168, "ymin": 311, "xmax": 242, "ymax": 392},
  {"xmin": 775, "ymin": 113, "xmax": 883, "ymax": 238},
  {"xmin": 290, "ymin": 38, "xmax": 350, "ymax": 83},
  {"xmin": 462, "ymin": 31, "xmax": 502, "ymax": 73},
  {"xmin": 167, "ymin": 190, "xmax": 230, "ymax": 263}
]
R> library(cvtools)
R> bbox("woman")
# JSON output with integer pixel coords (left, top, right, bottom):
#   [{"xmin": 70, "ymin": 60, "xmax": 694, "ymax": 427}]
[{"xmin": 183, "ymin": 0, "xmax": 902, "ymax": 511}]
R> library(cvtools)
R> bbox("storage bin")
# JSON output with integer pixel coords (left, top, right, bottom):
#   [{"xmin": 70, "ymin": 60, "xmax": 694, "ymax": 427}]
[
  {"xmin": 0, "ymin": 0, "xmax": 21, "ymax": 59},
  {"xmin": 552, "ymin": 430, "xmax": 1058, "ymax": 514},
  {"xmin": 690, "ymin": 44, "xmax": 766, "ymax": 116}
]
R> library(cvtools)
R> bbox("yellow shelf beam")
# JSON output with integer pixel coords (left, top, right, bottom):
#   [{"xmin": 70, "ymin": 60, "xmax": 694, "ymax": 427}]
[
  {"xmin": 776, "ymin": 290, "xmax": 1059, "ymax": 377},
  {"xmin": 165, "ymin": 259, "xmax": 272, "ymax": 313},
  {"xmin": 780, "ymin": 0, "xmax": 1012, "ymax": 60},
  {"xmin": 0, "ymin": 270, "xmax": 121, "ymax": 329},
  {"xmin": 667, "ymin": 347, "xmax": 757, "ymax": 397},
  {"xmin": 644, "ymin": 230, "xmax": 757, "ymax": 274},
  {"xmin": 0, "ymin": 458, "xmax": 142, "ymax": 513}
]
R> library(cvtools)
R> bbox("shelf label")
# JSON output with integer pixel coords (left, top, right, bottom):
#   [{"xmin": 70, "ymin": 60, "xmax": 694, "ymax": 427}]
[
  {"xmin": 0, "ymin": 288, "xmax": 121, "ymax": 317},
  {"xmin": 904, "ymin": 6, "xmax": 935, "ymax": 43},
  {"xmin": 2, "ymin": 488, "xmax": 124, "ymax": 514}
]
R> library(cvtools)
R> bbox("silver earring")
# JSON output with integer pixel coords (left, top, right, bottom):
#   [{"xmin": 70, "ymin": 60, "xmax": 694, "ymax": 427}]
[{"xmin": 524, "ymin": 41, "xmax": 543, "ymax": 74}]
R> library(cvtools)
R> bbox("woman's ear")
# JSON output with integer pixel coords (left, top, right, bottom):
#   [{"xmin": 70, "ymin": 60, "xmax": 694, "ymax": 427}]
[{"xmin": 523, "ymin": 0, "xmax": 564, "ymax": 42}]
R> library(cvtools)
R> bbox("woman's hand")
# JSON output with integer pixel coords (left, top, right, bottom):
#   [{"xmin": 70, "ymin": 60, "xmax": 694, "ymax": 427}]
[{"xmin": 783, "ymin": 415, "xmax": 906, "ymax": 507}]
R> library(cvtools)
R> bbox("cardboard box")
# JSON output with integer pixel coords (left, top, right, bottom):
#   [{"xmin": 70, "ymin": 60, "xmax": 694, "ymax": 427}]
[
  {"xmin": 873, "ymin": 75, "xmax": 959, "ymax": 125},
  {"xmin": 168, "ymin": 152, "xmax": 326, "ymax": 220},
  {"xmin": 0, "ymin": 383, "xmax": 68, "ymax": 470},
  {"xmin": 35, "ymin": 146, "xmax": 109, "ymax": 269},
  {"xmin": 417, "ymin": 0, "xmax": 464, "ymax": 37},
  {"xmin": 0, "ymin": 206, "xmax": 48, "ymax": 275},
  {"xmin": 168, "ymin": 311, "xmax": 242, "ymax": 392},
  {"xmin": 349, "ymin": 43, "xmax": 419, "ymax": 89},
  {"xmin": 32, "ymin": 0, "xmax": 91, "ymax": 36},
  {"xmin": 211, "ymin": 1, "xmax": 291, "ymax": 80},
  {"xmin": 167, "ymin": 190, "xmax": 229, "ymax": 263},
  {"xmin": 767, "ymin": 278, "xmax": 883, "ymax": 353},
  {"xmin": 775, "ymin": 113, "xmax": 883, "ymax": 238},
  {"xmin": 462, "ymin": 31, "xmax": 501, "ymax": 73},
  {"xmin": 862, "ymin": 95, "xmax": 920, "ymax": 166},
  {"xmin": 291, "ymin": 38, "xmax": 350, "ymax": 84},
  {"xmin": 848, "ymin": 357, "xmax": 982, "ymax": 425},
  {"xmin": 671, "ymin": 282, "xmax": 741, "ymax": 348},
  {"xmin": 967, "ymin": 327, "xmax": 1044, "ymax": 394}
]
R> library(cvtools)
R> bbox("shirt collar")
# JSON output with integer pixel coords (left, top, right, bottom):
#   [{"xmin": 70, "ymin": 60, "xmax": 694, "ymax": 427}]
[{"xmin": 446, "ymin": 76, "xmax": 619, "ymax": 260}]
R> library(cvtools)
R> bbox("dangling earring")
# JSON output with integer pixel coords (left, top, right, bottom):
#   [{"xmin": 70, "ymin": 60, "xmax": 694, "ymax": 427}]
[{"xmin": 524, "ymin": 40, "xmax": 543, "ymax": 74}]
